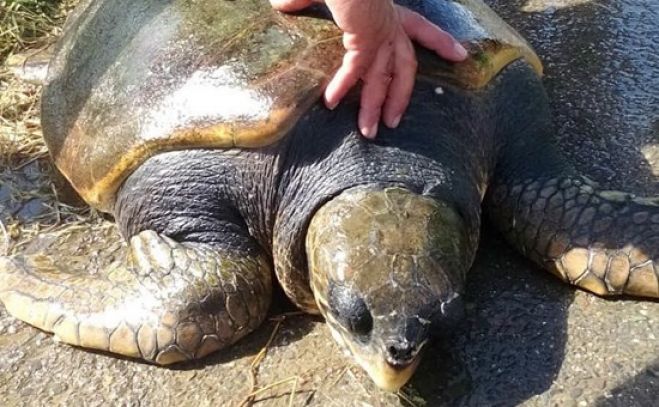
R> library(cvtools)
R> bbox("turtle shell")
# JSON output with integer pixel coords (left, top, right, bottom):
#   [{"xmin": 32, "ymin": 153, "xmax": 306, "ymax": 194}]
[
  {"xmin": 42, "ymin": 0, "xmax": 343, "ymax": 211},
  {"xmin": 413, "ymin": 0, "xmax": 542, "ymax": 87},
  {"xmin": 41, "ymin": 0, "xmax": 541, "ymax": 212}
]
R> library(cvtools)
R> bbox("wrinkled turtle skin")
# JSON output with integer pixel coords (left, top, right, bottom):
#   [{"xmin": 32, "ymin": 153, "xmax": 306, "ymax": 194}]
[{"xmin": 1, "ymin": 0, "xmax": 657, "ymax": 392}]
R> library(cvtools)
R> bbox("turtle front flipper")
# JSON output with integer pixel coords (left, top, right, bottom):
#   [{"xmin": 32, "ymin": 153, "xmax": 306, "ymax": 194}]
[
  {"xmin": 486, "ymin": 62, "xmax": 658, "ymax": 298},
  {"xmin": 0, "ymin": 229, "xmax": 271, "ymax": 363},
  {"xmin": 488, "ymin": 176, "xmax": 658, "ymax": 298}
]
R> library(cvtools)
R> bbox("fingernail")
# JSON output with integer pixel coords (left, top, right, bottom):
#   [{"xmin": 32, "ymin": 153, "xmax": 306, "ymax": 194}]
[
  {"xmin": 455, "ymin": 42, "xmax": 468, "ymax": 59},
  {"xmin": 326, "ymin": 99, "xmax": 339, "ymax": 110},
  {"xmin": 391, "ymin": 115, "xmax": 401, "ymax": 128},
  {"xmin": 361, "ymin": 123, "xmax": 378, "ymax": 139}
]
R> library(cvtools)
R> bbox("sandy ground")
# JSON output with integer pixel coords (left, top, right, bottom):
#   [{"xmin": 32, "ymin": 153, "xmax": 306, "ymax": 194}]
[{"xmin": 0, "ymin": 0, "xmax": 657, "ymax": 406}]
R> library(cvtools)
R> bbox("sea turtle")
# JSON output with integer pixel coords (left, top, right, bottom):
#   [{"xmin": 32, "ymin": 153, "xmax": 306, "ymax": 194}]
[{"xmin": 1, "ymin": 0, "xmax": 657, "ymax": 392}]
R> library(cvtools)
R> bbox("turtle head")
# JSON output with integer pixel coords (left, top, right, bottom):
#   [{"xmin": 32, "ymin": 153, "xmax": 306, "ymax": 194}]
[{"xmin": 306, "ymin": 187, "xmax": 469, "ymax": 391}]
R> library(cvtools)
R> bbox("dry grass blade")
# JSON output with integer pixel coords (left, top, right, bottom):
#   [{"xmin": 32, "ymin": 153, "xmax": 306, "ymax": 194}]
[
  {"xmin": 302, "ymin": 388, "xmax": 315, "ymax": 406},
  {"xmin": 251, "ymin": 319, "xmax": 283, "ymax": 370},
  {"xmin": 239, "ymin": 377, "xmax": 299, "ymax": 405},
  {"xmin": 330, "ymin": 365, "xmax": 349, "ymax": 387},
  {"xmin": 1, "ymin": 1, "xmax": 79, "ymax": 169},
  {"xmin": 397, "ymin": 389, "xmax": 421, "ymax": 407},
  {"xmin": 238, "ymin": 318, "xmax": 284, "ymax": 407},
  {"xmin": 0, "ymin": 219, "xmax": 9, "ymax": 255},
  {"xmin": 288, "ymin": 376, "xmax": 298, "ymax": 407},
  {"xmin": 268, "ymin": 311, "xmax": 306, "ymax": 321},
  {"xmin": 236, "ymin": 311, "xmax": 315, "ymax": 407},
  {"xmin": 0, "ymin": 0, "xmax": 76, "ymax": 61},
  {"xmin": 0, "ymin": 1, "xmax": 91, "ymax": 259}
]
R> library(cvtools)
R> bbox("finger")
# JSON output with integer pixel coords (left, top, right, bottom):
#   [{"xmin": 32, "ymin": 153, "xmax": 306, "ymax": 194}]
[
  {"xmin": 324, "ymin": 48, "xmax": 369, "ymax": 110},
  {"xmin": 398, "ymin": 7, "xmax": 468, "ymax": 62},
  {"xmin": 359, "ymin": 42, "xmax": 394, "ymax": 138},
  {"xmin": 269, "ymin": 0, "xmax": 316, "ymax": 12},
  {"xmin": 383, "ymin": 35, "xmax": 417, "ymax": 129}
]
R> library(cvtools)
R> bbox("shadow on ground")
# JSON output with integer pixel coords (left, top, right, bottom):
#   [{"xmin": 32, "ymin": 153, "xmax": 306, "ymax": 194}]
[
  {"xmin": 407, "ymin": 229, "xmax": 573, "ymax": 406},
  {"xmin": 595, "ymin": 358, "xmax": 659, "ymax": 407}
]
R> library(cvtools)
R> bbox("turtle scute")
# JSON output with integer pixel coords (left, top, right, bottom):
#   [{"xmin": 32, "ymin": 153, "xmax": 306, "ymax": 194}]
[{"xmin": 42, "ymin": 0, "xmax": 345, "ymax": 212}]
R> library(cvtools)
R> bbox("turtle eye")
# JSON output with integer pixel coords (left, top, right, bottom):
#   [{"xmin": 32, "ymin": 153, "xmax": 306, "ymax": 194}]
[{"xmin": 328, "ymin": 282, "xmax": 373, "ymax": 338}]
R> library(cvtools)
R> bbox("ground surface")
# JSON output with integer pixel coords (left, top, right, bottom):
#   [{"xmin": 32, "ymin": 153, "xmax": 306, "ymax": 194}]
[{"xmin": 0, "ymin": 0, "xmax": 657, "ymax": 406}]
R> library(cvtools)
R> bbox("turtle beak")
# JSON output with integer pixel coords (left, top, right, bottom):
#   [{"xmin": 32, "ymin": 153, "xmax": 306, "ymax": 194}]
[
  {"xmin": 361, "ymin": 340, "xmax": 426, "ymax": 391},
  {"xmin": 326, "ymin": 321, "xmax": 427, "ymax": 391},
  {"xmin": 357, "ymin": 314, "xmax": 432, "ymax": 391},
  {"xmin": 365, "ymin": 295, "xmax": 462, "ymax": 390}
]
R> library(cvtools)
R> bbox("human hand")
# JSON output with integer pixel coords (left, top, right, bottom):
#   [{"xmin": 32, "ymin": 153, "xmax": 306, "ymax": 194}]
[{"xmin": 270, "ymin": 0, "xmax": 468, "ymax": 138}]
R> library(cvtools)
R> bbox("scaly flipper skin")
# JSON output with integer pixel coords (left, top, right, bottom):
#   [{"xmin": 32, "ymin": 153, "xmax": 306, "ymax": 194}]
[
  {"xmin": 0, "ymin": 150, "xmax": 273, "ymax": 363},
  {"xmin": 488, "ymin": 177, "xmax": 659, "ymax": 298},
  {"xmin": 0, "ymin": 230, "xmax": 271, "ymax": 363},
  {"xmin": 487, "ymin": 62, "xmax": 659, "ymax": 298}
]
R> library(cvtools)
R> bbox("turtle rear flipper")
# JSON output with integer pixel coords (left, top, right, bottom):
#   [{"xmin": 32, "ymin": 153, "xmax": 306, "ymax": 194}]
[
  {"xmin": 486, "ymin": 62, "xmax": 658, "ymax": 298},
  {"xmin": 0, "ymin": 229, "xmax": 272, "ymax": 364}
]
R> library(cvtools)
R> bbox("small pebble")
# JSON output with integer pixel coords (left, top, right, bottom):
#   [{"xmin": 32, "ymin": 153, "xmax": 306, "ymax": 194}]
[{"xmin": 434, "ymin": 86, "xmax": 444, "ymax": 95}]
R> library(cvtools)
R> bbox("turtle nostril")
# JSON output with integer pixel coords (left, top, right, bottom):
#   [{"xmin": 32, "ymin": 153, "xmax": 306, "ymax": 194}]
[{"xmin": 386, "ymin": 341, "xmax": 415, "ymax": 362}]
